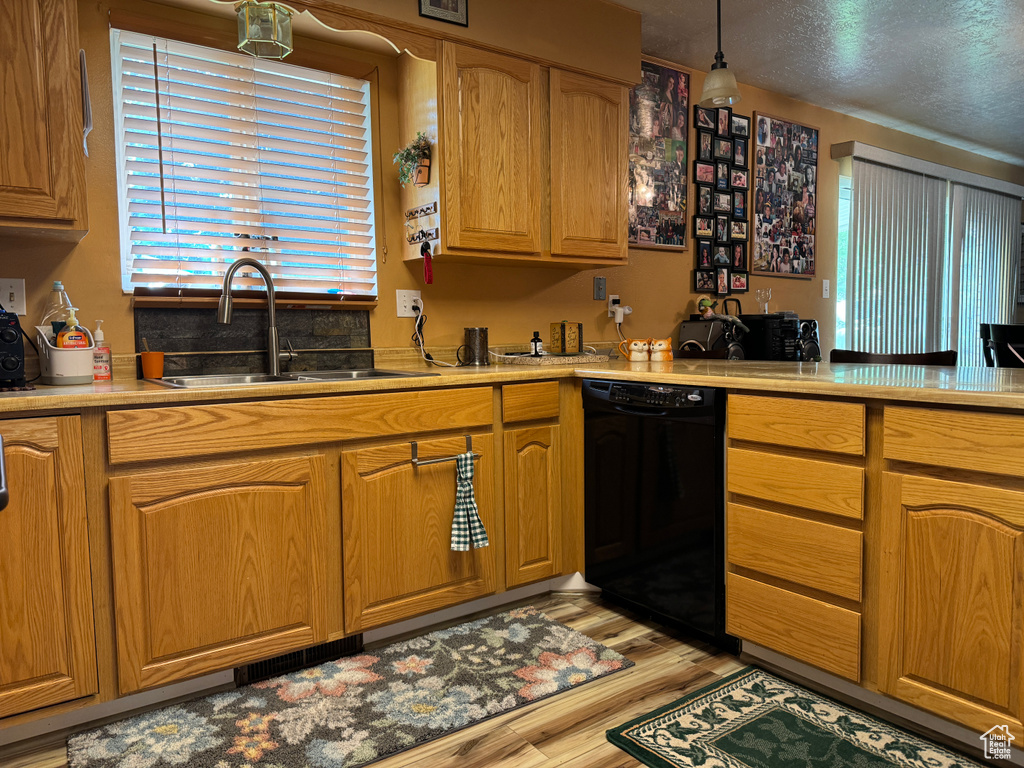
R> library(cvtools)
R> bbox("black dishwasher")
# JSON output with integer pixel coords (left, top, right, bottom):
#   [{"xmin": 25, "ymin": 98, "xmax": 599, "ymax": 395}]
[{"xmin": 582, "ymin": 379, "xmax": 736, "ymax": 652}]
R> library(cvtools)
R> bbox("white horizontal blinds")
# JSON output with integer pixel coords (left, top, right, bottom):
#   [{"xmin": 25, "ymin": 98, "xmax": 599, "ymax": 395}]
[
  {"xmin": 847, "ymin": 160, "xmax": 947, "ymax": 354},
  {"xmin": 951, "ymin": 185, "xmax": 1021, "ymax": 367},
  {"xmin": 112, "ymin": 30, "xmax": 376, "ymax": 297}
]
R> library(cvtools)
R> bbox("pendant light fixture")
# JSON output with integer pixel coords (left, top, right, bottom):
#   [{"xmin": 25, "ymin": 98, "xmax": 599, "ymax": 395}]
[
  {"xmin": 236, "ymin": 1, "xmax": 294, "ymax": 59},
  {"xmin": 698, "ymin": 0, "xmax": 741, "ymax": 107}
]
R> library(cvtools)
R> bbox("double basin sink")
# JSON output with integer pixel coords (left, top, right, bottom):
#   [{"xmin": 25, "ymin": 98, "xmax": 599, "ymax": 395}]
[{"xmin": 151, "ymin": 369, "xmax": 440, "ymax": 388}]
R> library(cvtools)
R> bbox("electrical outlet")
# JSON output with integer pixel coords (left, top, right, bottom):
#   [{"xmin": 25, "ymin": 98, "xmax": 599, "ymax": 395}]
[
  {"xmin": 396, "ymin": 289, "xmax": 422, "ymax": 318},
  {"xmin": 593, "ymin": 276, "xmax": 606, "ymax": 301},
  {"xmin": 822, "ymin": 279, "xmax": 830, "ymax": 299},
  {"xmin": 0, "ymin": 278, "xmax": 26, "ymax": 316},
  {"xmin": 607, "ymin": 294, "xmax": 620, "ymax": 317}
]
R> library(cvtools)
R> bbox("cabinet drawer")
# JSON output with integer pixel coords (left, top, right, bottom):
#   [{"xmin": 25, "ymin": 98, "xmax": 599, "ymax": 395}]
[
  {"xmin": 727, "ymin": 447, "xmax": 864, "ymax": 519},
  {"xmin": 502, "ymin": 381, "xmax": 559, "ymax": 423},
  {"xmin": 727, "ymin": 573, "xmax": 861, "ymax": 681},
  {"xmin": 729, "ymin": 395, "xmax": 864, "ymax": 455},
  {"xmin": 107, "ymin": 387, "xmax": 493, "ymax": 464},
  {"xmin": 885, "ymin": 406, "xmax": 1024, "ymax": 477},
  {"xmin": 727, "ymin": 504, "xmax": 862, "ymax": 600}
]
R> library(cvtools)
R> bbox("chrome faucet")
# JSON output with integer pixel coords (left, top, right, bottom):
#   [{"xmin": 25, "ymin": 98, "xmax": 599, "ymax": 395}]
[{"xmin": 217, "ymin": 257, "xmax": 292, "ymax": 376}]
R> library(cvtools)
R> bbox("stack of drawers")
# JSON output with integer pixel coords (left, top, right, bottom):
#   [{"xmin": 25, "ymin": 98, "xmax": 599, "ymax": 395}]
[{"xmin": 725, "ymin": 394, "xmax": 866, "ymax": 681}]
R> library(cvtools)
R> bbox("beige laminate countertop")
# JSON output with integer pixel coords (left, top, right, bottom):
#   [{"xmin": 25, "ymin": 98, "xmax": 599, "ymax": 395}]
[{"xmin": 4, "ymin": 358, "xmax": 1024, "ymax": 414}]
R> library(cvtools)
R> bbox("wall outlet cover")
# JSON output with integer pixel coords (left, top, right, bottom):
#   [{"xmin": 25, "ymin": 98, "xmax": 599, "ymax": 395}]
[
  {"xmin": 607, "ymin": 294, "xmax": 620, "ymax": 317},
  {"xmin": 822, "ymin": 279, "xmax": 830, "ymax": 299},
  {"xmin": 0, "ymin": 278, "xmax": 27, "ymax": 316},
  {"xmin": 396, "ymin": 289, "xmax": 422, "ymax": 318}
]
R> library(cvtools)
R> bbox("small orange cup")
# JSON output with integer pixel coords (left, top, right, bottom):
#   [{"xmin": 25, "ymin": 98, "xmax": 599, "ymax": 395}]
[{"xmin": 140, "ymin": 351, "xmax": 164, "ymax": 379}]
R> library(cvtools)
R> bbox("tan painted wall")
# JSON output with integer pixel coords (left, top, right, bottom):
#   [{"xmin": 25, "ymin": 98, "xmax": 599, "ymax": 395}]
[{"xmin": 6, "ymin": 0, "xmax": 1023, "ymax": 363}]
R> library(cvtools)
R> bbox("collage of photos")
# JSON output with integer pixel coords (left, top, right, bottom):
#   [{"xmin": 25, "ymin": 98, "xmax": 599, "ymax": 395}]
[
  {"xmin": 751, "ymin": 113, "xmax": 818, "ymax": 276},
  {"xmin": 693, "ymin": 105, "xmax": 750, "ymax": 295},
  {"xmin": 627, "ymin": 62, "xmax": 689, "ymax": 249}
]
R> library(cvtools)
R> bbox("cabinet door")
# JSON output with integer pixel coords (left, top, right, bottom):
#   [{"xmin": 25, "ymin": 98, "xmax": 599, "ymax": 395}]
[
  {"xmin": 505, "ymin": 425, "xmax": 561, "ymax": 587},
  {"xmin": 879, "ymin": 473, "xmax": 1024, "ymax": 739},
  {"xmin": 440, "ymin": 42, "xmax": 541, "ymax": 254},
  {"xmin": 0, "ymin": 0, "xmax": 87, "ymax": 226},
  {"xmin": 549, "ymin": 69, "xmax": 628, "ymax": 261},
  {"xmin": 342, "ymin": 435, "xmax": 496, "ymax": 632},
  {"xmin": 109, "ymin": 455, "xmax": 328, "ymax": 694},
  {"xmin": 0, "ymin": 417, "xmax": 96, "ymax": 718}
]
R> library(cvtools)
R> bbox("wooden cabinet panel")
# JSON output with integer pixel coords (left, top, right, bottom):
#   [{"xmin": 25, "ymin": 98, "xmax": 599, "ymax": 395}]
[
  {"xmin": 728, "ymin": 395, "xmax": 865, "ymax": 455},
  {"xmin": 885, "ymin": 406, "xmax": 1024, "ymax": 477},
  {"xmin": 727, "ymin": 447, "xmax": 864, "ymax": 519},
  {"xmin": 727, "ymin": 573, "xmax": 861, "ymax": 681},
  {"xmin": 109, "ymin": 455, "xmax": 328, "ymax": 694},
  {"xmin": 502, "ymin": 381, "xmax": 560, "ymax": 423},
  {"xmin": 342, "ymin": 434, "xmax": 496, "ymax": 632},
  {"xmin": 440, "ymin": 42, "xmax": 542, "ymax": 254},
  {"xmin": 504, "ymin": 425, "xmax": 561, "ymax": 587},
  {"xmin": 879, "ymin": 473, "xmax": 1024, "ymax": 739},
  {"xmin": 0, "ymin": 0, "xmax": 87, "ymax": 227},
  {"xmin": 549, "ymin": 69, "xmax": 627, "ymax": 261},
  {"xmin": 727, "ymin": 504, "xmax": 862, "ymax": 600},
  {"xmin": 0, "ymin": 416, "xmax": 95, "ymax": 718}
]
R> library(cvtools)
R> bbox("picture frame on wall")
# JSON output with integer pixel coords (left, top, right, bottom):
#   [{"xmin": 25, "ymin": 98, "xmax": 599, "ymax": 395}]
[
  {"xmin": 716, "ymin": 162, "xmax": 730, "ymax": 190},
  {"xmin": 695, "ymin": 161, "xmax": 715, "ymax": 184},
  {"xmin": 697, "ymin": 240, "xmax": 713, "ymax": 268},
  {"xmin": 733, "ymin": 190, "xmax": 746, "ymax": 219},
  {"xmin": 695, "ymin": 270, "xmax": 716, "ymax": 291},
  {"xmin": 730, "ymin": 272, "xmax": 749, "ymax": 292},
  {"xmin": 716, "ymin": 214, "xmax": 730, "ymax": 243},
  {"xmin": 698, "ymin": 131, "xmax": 713, "ymax": 161},
  {"xmin": 628, "ymin": 60, "xmax": 690, "ymax": 250},
  {"xmin": 712, "ymin": 244, "xmax": 730, "ymax": 266},
  {"xmin": 731, "ymin": 242, "xmax": 746, "ymax": 271},
  {"xmin": 695, "ymin": 105, "xmax": 716, "ymax": 131},
  {"xmin": 734, "ymin": 137, "xmax": 747, "ymax": 167},
  {"xmin": 697, "ymin": 185, "xmax": 713, "ymax": 215},
  {"xmin": 694, "ymin": 216, "xmax": 714, "ymax": 238},
  {"xmin": 716, "ymin": 266, "xmax": 730, "ymax": 295},
  {"xmin": 716, "ymin": 107, "xmax": 732, "ymax": 137},
  {"xmin": 731, "ymin": 168, "xmax": 749, "ymax": 189},
  {"xmin": 714, "ymin": 191, "xmax": 731, "ymax": 213},
  {"xmin": 730, "ymin": 220, "xmax": 748, "ymax": 240},
  {"xmin": 713, "ymin": 137, "xmax": 733, "ymax": 161},
  {"xmin": 731, "ymin": 113, "xmax": 750, "ymax": 137},
  {"xmin": 752, "ymin": 112, "xmax": 819, "ymax": 278},
  {"xmin": 419, "ymin": 0, "xmax": 468, "ymax": 26}
]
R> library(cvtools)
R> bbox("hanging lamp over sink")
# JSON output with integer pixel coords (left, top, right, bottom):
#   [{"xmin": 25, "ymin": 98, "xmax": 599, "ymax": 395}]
[
  {"xmin": 236, "ymin": 1, "xmax": 293, "ymax": 59},
  {"xmin": 698, "ymin": 0, "xmax": 741, "ymax": 107}
]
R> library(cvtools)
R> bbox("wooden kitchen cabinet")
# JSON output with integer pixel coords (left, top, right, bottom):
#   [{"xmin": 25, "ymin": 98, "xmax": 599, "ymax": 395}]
[
  {"xmin": 0, "ymin": 416, "xmax": 96, "ymax": 718},
  {"xmin": 549, "ymin": 69, "xmax": 628, "ymax": 262},
  {"xmin": 109, "ymin": 455, "xmax": 328, "ymax": 694},
  {"xmin": 342, "ymin": 434, "xmax": 497, "ymax": 632},
  {"xmin": 877, "ymin": 472, "xmax": 1024, "ymax": 740},
  {"xmin": 440, "ymin": 42, "xmax": 542, "ymax": 255},
  {"xmin": 0, "ymin": 0, "xmax": 88, "ymax": 232},
  {"xmin": 504, "ymin": 425, "xmax": 561, "ymax": 587}
]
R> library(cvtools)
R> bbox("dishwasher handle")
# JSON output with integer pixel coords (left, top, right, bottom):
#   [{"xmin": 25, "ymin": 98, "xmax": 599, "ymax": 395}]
[{"xmin": 0, "ymin": 435, "xmax": 7, "ymax": 512}]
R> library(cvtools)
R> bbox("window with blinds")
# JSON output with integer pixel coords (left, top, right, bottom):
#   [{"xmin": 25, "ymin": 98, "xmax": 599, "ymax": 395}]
[{"xmin": 111, "ymin": 29, "xmax": 377, "ymax": 298}]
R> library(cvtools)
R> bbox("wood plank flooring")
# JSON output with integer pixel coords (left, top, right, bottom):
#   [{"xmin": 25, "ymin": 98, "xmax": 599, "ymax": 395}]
[{"xmin": 10, "ymin": 593, "xmax": 743, "ymax": 768}]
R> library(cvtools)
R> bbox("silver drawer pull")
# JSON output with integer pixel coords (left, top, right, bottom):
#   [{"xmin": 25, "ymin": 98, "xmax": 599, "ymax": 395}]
[
  {"xmin": 411, "ymin": 435, "xmax": 482, "ymax": 467},
  {"xmin": 0, "ymin": 435, "xmax": 8, "ymax": 512}
]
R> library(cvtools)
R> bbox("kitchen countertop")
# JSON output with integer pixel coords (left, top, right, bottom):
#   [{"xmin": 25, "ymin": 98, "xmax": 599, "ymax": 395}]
[{"xmin": 5, "ymin": 357, "xmax": 1024, "ymax": 414}]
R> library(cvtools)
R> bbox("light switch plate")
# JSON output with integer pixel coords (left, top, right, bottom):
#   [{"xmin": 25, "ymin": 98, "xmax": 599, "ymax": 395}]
[
  {"xmin": 0, "ymin": 278, "xmax": 26, "ymax": 316},
  {"xmin": 822, "ymin": 279, "xmax": 830, "ymax": 299},
  {"xmin": 593, "ymin": 276, "xmax": 606, "ymax": 301}
]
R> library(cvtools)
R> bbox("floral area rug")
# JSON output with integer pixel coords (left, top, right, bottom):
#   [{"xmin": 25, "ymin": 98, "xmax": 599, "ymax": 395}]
[
  {"xmin": 68, "ymin": 606, "xmax": 633, "ymax": 768},
  {"xmin": 607, "ymin": 667, "xmax": 984, "ymax": 768}
]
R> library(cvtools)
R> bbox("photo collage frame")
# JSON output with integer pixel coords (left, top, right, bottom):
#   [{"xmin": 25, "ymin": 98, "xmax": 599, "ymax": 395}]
[
  {"xmin": 628, "ymin": 61, "xmax": 689, "ymax": 249},
  {"xmin": 693, "ymin": 105, "xmax": 750, "ymax": 295}
]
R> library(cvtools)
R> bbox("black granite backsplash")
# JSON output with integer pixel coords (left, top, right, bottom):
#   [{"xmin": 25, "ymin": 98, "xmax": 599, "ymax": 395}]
[{"xmin": 134, "ymin": 307, "xmax": 372, "ymax": 377}]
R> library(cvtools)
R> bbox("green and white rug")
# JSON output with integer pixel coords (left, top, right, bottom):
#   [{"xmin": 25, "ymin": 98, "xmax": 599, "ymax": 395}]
[
  {"xmin": 68, "ymin": 606, "xmax": 633, "ymax": 768},
  {"xmin": 608, "ymin": 667, "xmax": 983, "ymax": 768}
]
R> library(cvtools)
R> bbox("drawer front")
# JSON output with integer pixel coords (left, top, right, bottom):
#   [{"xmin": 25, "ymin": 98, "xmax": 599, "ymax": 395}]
[
  {"xmin": 885, "ymin": 406, "xmax": 1024, "ymax": 477},
  {"xmin": 727, "ymin": 573, "xmax": 861, "ymax": 681},
  {"xmin": 502, "ymin": 381, "xmax": 560, "ymax": 423},
  {"xmin": 107, "ymin": 387, "xmax": 494, "ymax": 464},
  {"xmin": 727, "ymin": 504, "xmax": 862, "ymax": 600},
  {"xmin": 729, "ymin": 395, "xmax": 865, "ymax": 455},
  {"xmin": 728, "ymin": 447, "xmax": 864, "ymax": 519}
]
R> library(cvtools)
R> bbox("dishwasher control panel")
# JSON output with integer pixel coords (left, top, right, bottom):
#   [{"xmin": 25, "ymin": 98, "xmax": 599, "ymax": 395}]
[{"xmin": 607, "ymin": 382, "xmax": 709, "ymax": 408}]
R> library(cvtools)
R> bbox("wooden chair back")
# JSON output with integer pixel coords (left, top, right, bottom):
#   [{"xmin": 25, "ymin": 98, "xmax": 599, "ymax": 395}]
[{"xmin": 829, "ymin": 349, "xmax": 958, "ymax": 366}]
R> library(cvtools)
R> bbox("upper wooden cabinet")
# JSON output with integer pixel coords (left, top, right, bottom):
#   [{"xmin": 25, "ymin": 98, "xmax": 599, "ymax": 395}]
[
  {"xmin": 549, "ymin": 69, "xmax": 628, "ymax": 261},
  {"xmin": 0, "ymin": 0, "xmax": 88, "ymax": 232},
  {"xmin": 440, "ymin": 43, "xmax": 542, "ymax": 255},
  {"xmin": 0, "ymin": 416, "xmax": 96, "ymax": 718}
]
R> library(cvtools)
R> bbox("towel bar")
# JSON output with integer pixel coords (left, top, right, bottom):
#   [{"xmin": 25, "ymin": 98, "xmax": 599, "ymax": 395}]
[{"xmin": 411, "ymin": 435, "xmax": 482, "ymax": 467}]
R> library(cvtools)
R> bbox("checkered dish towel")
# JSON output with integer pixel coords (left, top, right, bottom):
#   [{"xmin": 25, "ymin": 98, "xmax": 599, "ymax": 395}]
[{"xmin": 451, "ymin": 451, "xmax": 489, "ymax": 551}]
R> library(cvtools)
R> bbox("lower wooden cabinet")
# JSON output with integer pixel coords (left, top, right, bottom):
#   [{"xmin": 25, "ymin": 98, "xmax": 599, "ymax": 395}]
[
  {"xmin": 504, "ymin": 425, "xmax": 561, "ymax": 587},
  {"xmin": 878, "ymin": 473, "xmax": 1024, "ymax": 739},
  {"xmin": 0, "ymin": 416, "xmax": 96, "ymax": 717},
  {"xmin": 342, "ymin": 434, "xmax": 497, "ymax": 632},
  {"xmin": 109, "ymin": 455, "xmax": 328, "ymax": 694}
]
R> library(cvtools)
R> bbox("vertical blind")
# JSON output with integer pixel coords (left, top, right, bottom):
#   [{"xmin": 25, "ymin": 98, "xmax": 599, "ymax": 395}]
[{"xmin": 111, "ymin": 29, "xmax": 377, "ymax": 297}]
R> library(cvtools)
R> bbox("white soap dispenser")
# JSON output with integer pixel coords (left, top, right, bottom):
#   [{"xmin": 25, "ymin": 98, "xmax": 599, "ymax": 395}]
[{"xmin": 93, "ymin": 319, "xmax": 112, "ymax": 381}]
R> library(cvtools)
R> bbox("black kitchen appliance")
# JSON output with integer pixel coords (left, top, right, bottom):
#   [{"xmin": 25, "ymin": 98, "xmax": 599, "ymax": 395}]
[
  {"xmin": 799, "ymin": 318, "xmax": 821, "ymax": 360},
  {"xmin": 0, "ymin": 310, "xmax": 26, "ymax": 387},
  {"xmin": 738, "ymin": 312, "xmax": 802, "ymax": 361},
  {"xmin": 582, "ymin": 379, "xmax": 737, "ymax": 652}
]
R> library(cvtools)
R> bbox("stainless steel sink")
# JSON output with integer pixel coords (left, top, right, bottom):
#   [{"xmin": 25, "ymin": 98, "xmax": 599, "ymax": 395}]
[{"xmin": 149, "ymin": 369, "xmax": 439, "ymax": 388}]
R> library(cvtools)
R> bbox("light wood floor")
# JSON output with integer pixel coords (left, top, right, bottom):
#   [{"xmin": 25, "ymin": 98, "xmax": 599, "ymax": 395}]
[{"xmin": 9, "ymin": 593, "xmax": 744, "ymax": 768}]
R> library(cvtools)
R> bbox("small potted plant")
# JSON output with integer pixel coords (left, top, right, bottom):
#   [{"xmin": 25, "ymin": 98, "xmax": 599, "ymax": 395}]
[{"xmin": 393, "ymin": 132, "xmax": 431, "ymax": 187}]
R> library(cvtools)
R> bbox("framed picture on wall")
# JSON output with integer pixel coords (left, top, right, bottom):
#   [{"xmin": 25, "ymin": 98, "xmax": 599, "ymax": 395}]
[
  {"xmin": 698, "ymin": 131, "xmax": 714, "ymax": 161},
  {"xmin": 695, "ymin": 270, "xmax": 716, "ymax": 291},
  {"xmin": 419, "ymin": 0, "xmax": 468, "ymax": 26},
  {"xmin": 697, "ymin": 240, "xmax": 713, "ymax": 268},
  {"xmin": 731, "ymin": 242, "xmax": 746, "ymax": 271},
  {"xmin": 730, "ymin": 220, "xmax": 748, "ymax": 240},
  {"xmin": 716, "ymin": 266, "xmax": 730, "ymax": 295},
  {"xmin": 695, "ymin": 216, "xmax": 714, "ymax": 238},
  {"xmin": 730, "ymin": 271, "xmax": 749, "ymax": 292},
  {"xmin": 716, "ymin": 107, "xmax": 732, "ymax": 137},
  {"xmin": 713, "ymin": 137, "xmax": 733, "ymax": 161},
  {"xmin": 731, "ymin": 113, "xmax": 750, "ymax": 137},
  {"xmin": 695, "ymin": 161, "xmax": 715, "ymax": 184},
  {"xmin": 752, "ymin": 112, "xmax": 818, "ymax": 278},
  {"xmin": 714, "ymin": 191, "xmax": 731, "ymax": 213},
  {"xmin": 628, "ymin": 60, "xmax": 690, "ymax": 250},
  {"xmin": 695, "ymin": 106, "xmax": 716, "ymax": 130},
  {"xmin": 716, "ymin": 162, "xmax": 730, "ymax": 190},
  {"xmin": 697, "ymin": 185, "xmax": 713, "ymax": 215}
]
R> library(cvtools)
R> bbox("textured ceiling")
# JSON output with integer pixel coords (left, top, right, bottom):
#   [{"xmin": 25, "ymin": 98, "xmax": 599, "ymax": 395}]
[{"xmin": 614, "ymin": 0, "xmax": 1024, "ymax": 167}]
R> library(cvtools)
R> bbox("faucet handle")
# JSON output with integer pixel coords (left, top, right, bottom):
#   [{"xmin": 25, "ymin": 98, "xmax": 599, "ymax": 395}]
[{"xmin": 279, "ymin": 337, "xmax": 297, "ymax": 364}]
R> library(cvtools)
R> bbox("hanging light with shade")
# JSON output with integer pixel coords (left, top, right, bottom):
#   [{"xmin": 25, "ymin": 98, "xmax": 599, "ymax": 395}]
[
  {"xmin": 236, "ymin": 1, "xmax": 294, "ymax": 59},
  {"xmin": 698, "ymin": 0, "xmax": 741, "ymax": 107}
]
